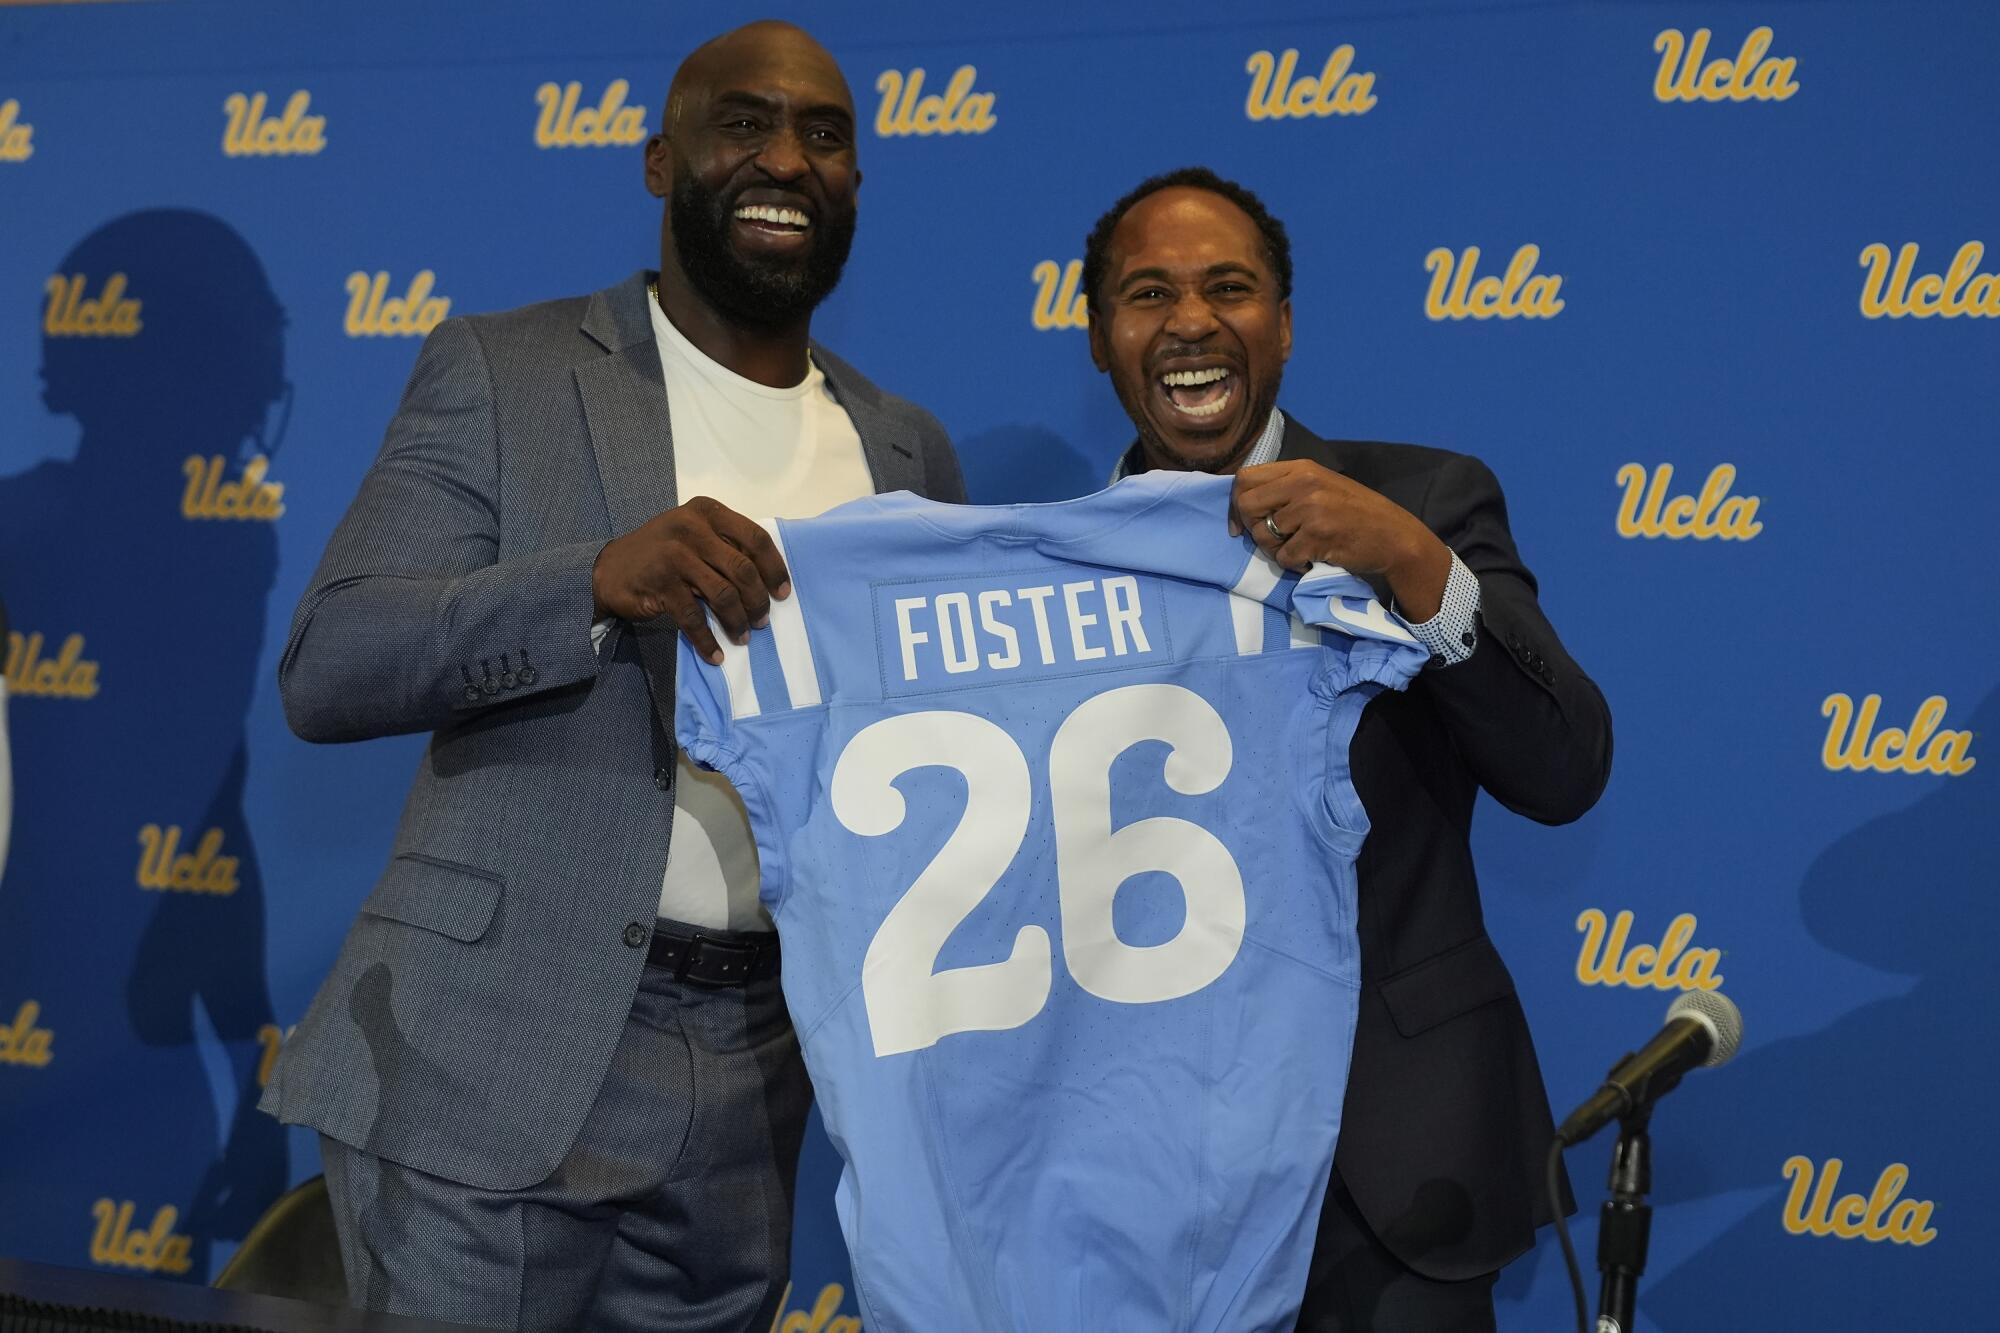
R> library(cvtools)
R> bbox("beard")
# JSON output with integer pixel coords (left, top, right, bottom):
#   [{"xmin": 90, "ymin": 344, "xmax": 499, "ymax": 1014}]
[{"xmin": 669, "ymin": 173, "xmax": 856, "ymax": 329}]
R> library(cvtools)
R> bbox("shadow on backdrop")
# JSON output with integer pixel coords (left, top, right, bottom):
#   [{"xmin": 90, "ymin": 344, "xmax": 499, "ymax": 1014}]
[
  {"xmin": 0, "ymin": 209, "xmax": 289, "ymax": 1277},
  {"xmin": 1638, "ymin": 682, "xmax": 1996, "ymax": 1327},
  {"xmin": 955, "ymin": 423, "xmax": 1103, "ymax": 504}
]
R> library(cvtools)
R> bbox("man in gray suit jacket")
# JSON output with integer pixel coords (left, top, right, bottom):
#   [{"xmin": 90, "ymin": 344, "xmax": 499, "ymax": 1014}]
[{"xmin": 262, "ymin": 23, "xmax": 964, "ymax": 1332}]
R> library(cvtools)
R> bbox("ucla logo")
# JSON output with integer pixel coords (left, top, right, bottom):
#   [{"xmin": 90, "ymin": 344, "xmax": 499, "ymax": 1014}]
[
  {"xmin": 1782, "ymin": 1157, "xmax": 1937, "ymax": 1246},
  {"xmin": 5, "ymin": 631, "xmax": 100, "ymax": 700},
  {"xmin": 44, "ymin": 274, "xmax": 142, "ymax": 338},
  {"xmin": 874, "ymin": 66, "xmax": 996, "ymax": 137},
  {"xmin": 1859, "ymin": 242, "xmax": 2000, "ymax": 319},
  {"xmin": 1821, "ymin": 694, "xmax": 1975, "ymax": 776},
  {"xmin": 770, "ymin": 1282, "xmax": 861, "ymax": 1333},
  {"xmin": 0, "ymin": 98, "xmax": 33, "ymax": 161},
  {"xmin": 1616, "ymin": 463, "xmax": 1762, "ymax": 540},
  {"xmin": 136, "ymin": 825, "xmax": 242, "ymax": 896},
  {"xmin": 1424, "ymin": 245, "xmax": 1564, "ymax": 320},
  {"xmin": 222, "ymin": 90, "xmax": 326, "ymax": 157},
  {"xmin": 1653, "ymin": 27, "xmax": 1800, "ymax": 103},
  {"xmin": 1244, "ymin": 47, "xmax": 1377, "ymax": 120},
  {"xmin": 0, "ymin": 1001, "xmax": 54, "ymax": 1068},
  {"xmin": 1031, "ymin": 260, "xmax": 1087, "ymax": 331},
  {"xmin": 345, "ymin": 270, "xmax": 450, "ymax": 337},
  {"xmin": 256, "ymin": 1022, "xmax": 295, "ymax": 1087},
  {"xmin": 1576, "ymin": 910, "xmax": 1722, "ymax": 992},
  {"xmin": 535, "ymin": 79, "xmax": 647, "ymax": 148},
  {"xmin": 183, "ymin": 454, "xmax": 285, "ymax": 521},
  {"xmin": 90, "ymin": 1201, "xmax": 193, "ymax": 1275}
]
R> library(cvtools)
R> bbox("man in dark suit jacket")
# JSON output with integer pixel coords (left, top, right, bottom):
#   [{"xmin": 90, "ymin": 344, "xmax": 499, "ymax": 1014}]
[
  {"xmin": 264, "ymin": 23, "xmax": 964, "ymax": 1332},
  {"xmin": 1083, "ymin": 167, "xmax": 1611, "ymax": 1331}
]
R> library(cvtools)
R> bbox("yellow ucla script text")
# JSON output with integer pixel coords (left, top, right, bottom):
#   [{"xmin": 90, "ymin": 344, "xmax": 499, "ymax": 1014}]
[
  {"xmin": 1575, "ymin": 910, "xmax": 1723, "ymax": 992},
  {"xmin": 1424, "ymin": 246, "xmax": 1563, "ymax": 320},
  {"xmin": 1244, "ymin": 47, "xmax": 1377, "ymax": 120},
  {"xmin": 182, "ymin": 454, "xmax": 285, "ymax": 521},
  {"xmin": 222, "ymin": 90, "xmax": 326, "ymax": 157},
  {"xmin": 535, "ymin": 79, "xmax": 647, "ymax": 148},
  {"xmin": 1615, "ymin": 463, "xmax": 1762, "ymax": 540},
  {"xmin": 44, "ymin": 274, "xmax": 141, "ymax": 337},
  {"xmin": 1821, "ymin": 694, "xmax": 1975, "ymax": 776},
  {"xmin": 346, "ymin": 270, "xmax": 450, "ymax": 337},
  {"xmin": 137, "ymin": 825, "xmax": 242, "ymax": 896},
  {"xmin": 874, "ymin": 66, "xmax": 996, "ymax": 137},
  {"xmin": 768, "ymin": 1282, "xmax": 860, "ymax": 1333},
  {"xmin": 256, "ymin": 1023, "xmax": 295, "ymax": 1087},
  {"xmin": 1782, "ymin": 1157, "xmax": 1937, "ymax": 1246},
  {"xmin": 1653, "ymin": 27, "xmax": 1799, "ymax": 103},
  {"xmin": 1, "ymin": 1001, "xmax": 54, "ymax": 1068},
  {"xmin": 0, "ymin": 98, "xmax": 33, "ymax": 161},
  {"xmin": 1032, "ymin": 260, "xmax": 1088, "ymax": 331},
  {"xmin": 90, "ymin": 1201, "xmax": 193, "ymax": 1275},
  {"xmin": 5, "ymin": 632, "xmax": 100, "ymax": 700},
  {"xmin": 1858, "ymin": 242, "xmax": 2000, "ymax": 319}
]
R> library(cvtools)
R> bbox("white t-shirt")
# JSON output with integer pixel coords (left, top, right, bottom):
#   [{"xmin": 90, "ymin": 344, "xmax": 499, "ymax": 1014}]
[{"xmin": 647, "ymin": 291, "xmax": 874, "ymax": 931}]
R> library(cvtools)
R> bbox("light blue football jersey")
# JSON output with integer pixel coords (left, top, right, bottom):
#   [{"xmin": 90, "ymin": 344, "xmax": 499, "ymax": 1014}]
[{"xmin": 675, "ymin": 471, "xmax": 1428, "ymax": 1333}]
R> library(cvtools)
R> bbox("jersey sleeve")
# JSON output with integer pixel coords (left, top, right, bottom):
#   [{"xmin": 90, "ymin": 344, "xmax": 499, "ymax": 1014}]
[
  {"xmin": 1291, "ymin": 562, "xmax": 1431, "ymax": 692},
  {"xmin": 673, "ymin": 621, "xmax": 742, "ymax": 772}
]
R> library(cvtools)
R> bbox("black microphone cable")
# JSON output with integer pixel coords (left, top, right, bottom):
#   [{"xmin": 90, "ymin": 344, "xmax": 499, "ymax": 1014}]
[{"xmin": 1548, "ymin": 1139, "xmax": 1588, "ymax": 1333}]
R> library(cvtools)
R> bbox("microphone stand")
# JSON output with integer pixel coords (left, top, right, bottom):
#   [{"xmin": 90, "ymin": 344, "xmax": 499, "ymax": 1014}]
[{"xmin": 1595, "ymin": 1106, "xmax": 1653, "ymax": 1333}]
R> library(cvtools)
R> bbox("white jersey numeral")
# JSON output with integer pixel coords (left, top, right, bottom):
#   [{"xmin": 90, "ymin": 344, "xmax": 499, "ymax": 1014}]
[
  {"xmin": 833, "ymin": 683, "xmax": 1244, "ymax": 1057},
  {"xmin": 1051, "ymin": 684, "xmax": 1244, "ymax": 1004},
  {"xmin": 837, "ymin": 712, "xmax": 1052, "ymax": 1059}
]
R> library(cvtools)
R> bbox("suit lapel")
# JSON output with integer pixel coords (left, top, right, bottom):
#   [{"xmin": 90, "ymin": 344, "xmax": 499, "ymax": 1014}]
[
  {"xmin": 575, "ymin": 273, "xmax": 682, "ymax": 726},
  {"xmin": 1276, "ymin": 411, "xmax": 1347, "ymax": 475},
  {"xmin": 815, "ymin": 345, "xmax": 924, "ymax": 496}
]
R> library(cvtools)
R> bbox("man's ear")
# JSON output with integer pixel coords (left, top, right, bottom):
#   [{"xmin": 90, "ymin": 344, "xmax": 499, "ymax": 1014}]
[
  {"xmin": 1087, "ymin": 307, "xmax": 1109, "ymax": 372},
  {"xmin": 643, "ymin": 133, "xmax": 671, "ymax": 199},
  {"xmin": 1278, "ymin": 297, "xmax": 1293, "ymax": 364}
]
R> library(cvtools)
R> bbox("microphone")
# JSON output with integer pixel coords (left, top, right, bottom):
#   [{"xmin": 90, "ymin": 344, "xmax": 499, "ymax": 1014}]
[{"xmin": 1557, "ymin": 990, "xmax": 1742, "ymax": 1145}]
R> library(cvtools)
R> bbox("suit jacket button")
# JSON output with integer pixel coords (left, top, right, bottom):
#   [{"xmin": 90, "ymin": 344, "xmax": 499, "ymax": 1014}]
[
  {"xmin": 654, "ymin": 768, "xmax": 671, "ymax": 790},
  {"xmin": 623, "ymin": 922, "xmax": 647, "ymax": 949},
  {"xmin": 462, "ymin": 685, "xmax": 481, "ymax": 703}
]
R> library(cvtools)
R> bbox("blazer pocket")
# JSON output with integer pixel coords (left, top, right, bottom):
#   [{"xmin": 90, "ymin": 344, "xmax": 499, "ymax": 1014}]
[
  {"xmin": 1378, "ymin": 933, "xmax": 1518, "ymax": 1039},
  {"xmin": 359, "ymin": 854, "xmax": 503, "ymax": 943}
]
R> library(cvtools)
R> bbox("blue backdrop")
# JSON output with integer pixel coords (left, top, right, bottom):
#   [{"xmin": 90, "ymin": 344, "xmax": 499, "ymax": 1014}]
[{"xmin": 2, "ymin": 1, "xmax": 1992, "ymax": 1327}]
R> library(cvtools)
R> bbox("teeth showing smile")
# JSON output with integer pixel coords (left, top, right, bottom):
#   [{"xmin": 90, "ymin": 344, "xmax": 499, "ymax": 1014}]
[
  {"xmin": 734, "ymin": 205, "xmax": 811, "ymax": 229},
  {"xmin": 1174, "ymin": 387, "xmax": 1233, "ymax": 418},
  {"xmin": 1159, "ymin": 366, "xmax": 1235, "ymax": 419}
]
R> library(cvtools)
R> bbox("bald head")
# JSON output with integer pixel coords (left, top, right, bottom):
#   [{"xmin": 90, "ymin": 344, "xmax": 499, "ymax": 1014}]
[
  {"xmin": 665, "ymin": 21, "xmax": 853, "ymax": 137},
  {"xmin": 644, "ymin": 20, "xmax": 862, "ymax": 348}
]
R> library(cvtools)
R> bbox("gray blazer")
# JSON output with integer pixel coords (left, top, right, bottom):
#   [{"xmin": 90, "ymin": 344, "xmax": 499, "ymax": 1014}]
[{"xmin": 260, "ymin": 272, "xmax": 965, "ymax": 1190}]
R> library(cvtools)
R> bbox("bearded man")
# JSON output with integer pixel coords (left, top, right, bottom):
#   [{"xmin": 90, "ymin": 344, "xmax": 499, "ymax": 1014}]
[{"xmin": 261, "ymin": 23, "xmax": 964, "ymax": 1332}]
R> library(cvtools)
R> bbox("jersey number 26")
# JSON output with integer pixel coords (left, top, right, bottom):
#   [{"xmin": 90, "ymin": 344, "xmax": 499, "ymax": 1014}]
[{"xmin": 832, "ymin": 682, "xmax": 1245, "ymax": 1057}]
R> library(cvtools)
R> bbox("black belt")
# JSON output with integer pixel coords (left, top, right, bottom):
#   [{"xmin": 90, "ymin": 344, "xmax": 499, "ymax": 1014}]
[{"xmin": 646, "ymin": 924, "xmax": 780, "ymax": 986}]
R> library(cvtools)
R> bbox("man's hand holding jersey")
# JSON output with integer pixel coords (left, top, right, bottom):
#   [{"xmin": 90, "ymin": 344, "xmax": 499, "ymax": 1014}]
[
  {"xmin": 1229, "ymin": 459, "xmax": 1454, "ymax": 623},
  {"xmin": 591, "ymin": 496, "xmax": 792, "ymax": 666}
]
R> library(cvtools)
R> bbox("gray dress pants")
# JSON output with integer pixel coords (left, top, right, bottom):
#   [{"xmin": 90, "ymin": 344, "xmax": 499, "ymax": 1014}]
[{"xmin": 321, "ymin": 946, "xmax": 810, "ymax": 1332}]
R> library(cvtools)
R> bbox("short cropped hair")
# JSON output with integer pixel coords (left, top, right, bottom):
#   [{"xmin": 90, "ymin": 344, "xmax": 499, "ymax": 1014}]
[{"xmin": 1082, "ymin": 166, "xmax": 1293, "ymax": 310}]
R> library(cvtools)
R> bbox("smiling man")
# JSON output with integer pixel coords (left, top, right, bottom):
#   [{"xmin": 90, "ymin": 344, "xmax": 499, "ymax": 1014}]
[
  {"xmin": 261, "ymin": 22, "xmax": 963, "ymax": 1332},
  {"xmin": 1085, "ymin": 168, "xmax": 1613, "ymax": 1332}
]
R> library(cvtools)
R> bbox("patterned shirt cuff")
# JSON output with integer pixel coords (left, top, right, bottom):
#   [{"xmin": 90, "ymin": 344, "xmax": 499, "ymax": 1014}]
[{"xmin": 1403, "ymin": 552, "xmax": 1481, "ymax": 668}]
